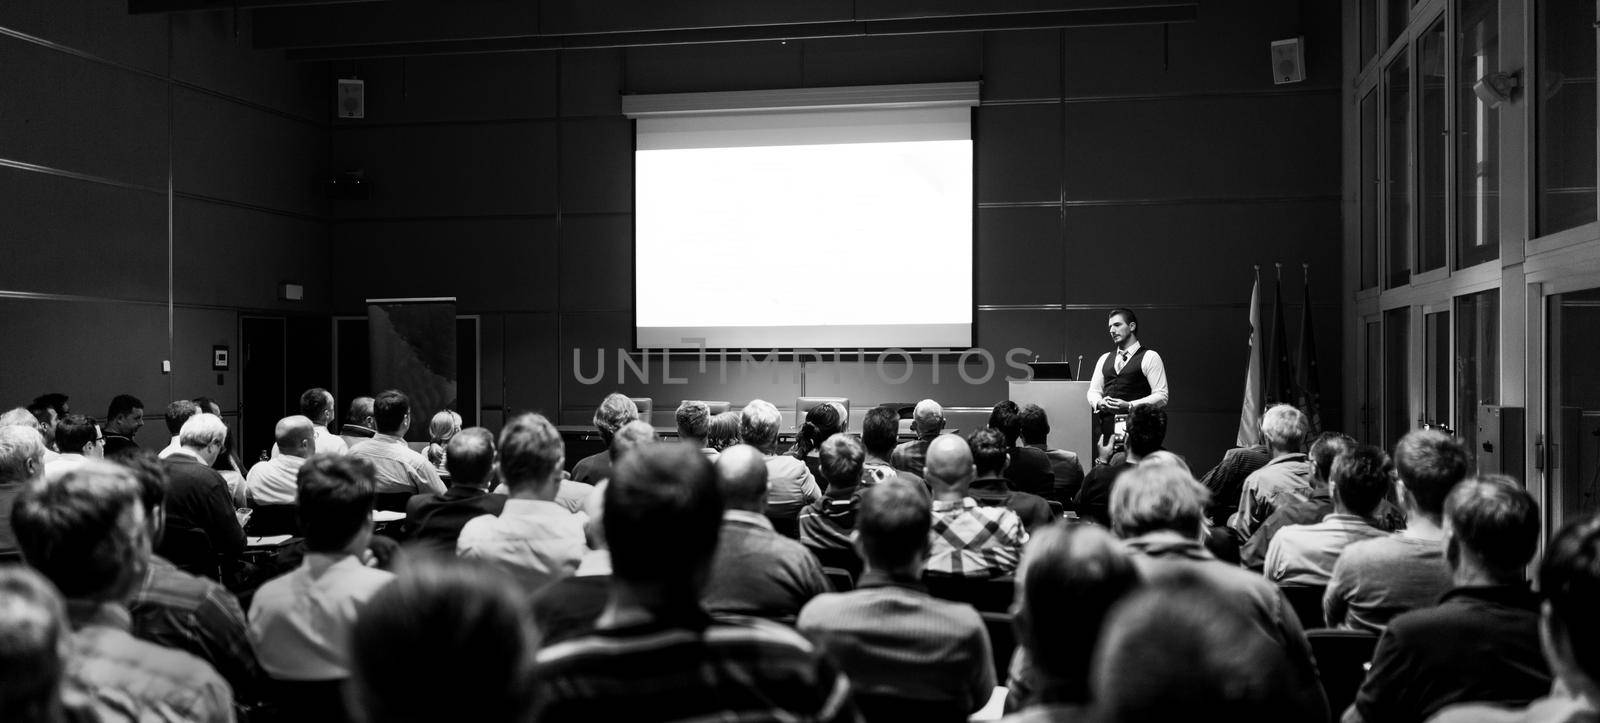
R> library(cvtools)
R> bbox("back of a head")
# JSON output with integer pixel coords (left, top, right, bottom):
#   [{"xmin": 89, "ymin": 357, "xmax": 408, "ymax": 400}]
[
  {"xmin": 1445, "ymin": 474, "xmax": 1539, "ymax": 581},
  {"xmin": 0, "ymin": 408, "xmax": 39, "ymax": 430},
  {"xmin": 967, "ymin": 427, "xmax": 1009, "ymax": 477},
  {"xmin": 1395, "ymin": 429, "xmax": 1470, "ymax": 518},
  {"xmin": 797, "ymin": 403, "xmax": 844, "ymax": 456},
  {"xmin": 675, "ymin": 400, "xmax": 710, "ymax": 442},
  {"xmin": 106, "ymin": 394, "xmax": 142, "ymax": 423},
  {"xmin": 1109, "ymin": 463, "xmax": 1209, "ymax": 539},
  {"xmin": 1330, "ymin": 445, "xmax": 1391, "ymax": 519},
  {"xmin": 1019, "ymin": 525, "xmax": 1141, "ymax": 700},
  {"xmin": 856, "ymin": 477, "xmax": 931, "ymax": 572},
  {"xmin": 1541, "ymin": 516, "xmax": 1600, "ymax": 687},
  {"xmin": 299, "ymin": 388, "xmax": 334, "ymax": 423},
  {"xmin": 0, "ymin": 566, "xmax": 68, "ymax": 722},
  {"xmin": 1309, "ymin": 432, "xmax": 1356, "ymax": 484},
  {"xmin": 861, "ymin": 406, "xmax": 900, "ymax": 459},
  {"xmin": 164, "ymin": 400, "xmax": 200, "ymax": 436},
  {"xmin": 498, "ymin": 413, "xmax": 564, "ymax": 493},
  {"xmin": 108, "ymin": 448, "xmax": 167, "ymax": 526},
  {"xmin": 609, "ymin": 420, "xmax": 657, "ymax": 463},
  {"xmin": 988, "ymin": 401, "xmax": 1021, "ymax": 448},
  {"xmin": 297, "ymin": 455, "xmax": 377, "ymax": 553},
  {"xmin": 739, "ymin": 399, "xmax": 782, "ymax": 452},
  {"xmin": 51, "ymin": 414, "xmax": 95, "ymax": 456},
  {"xmin": 0, "ymin": 426, "xmax": 45, "ymax": 486},
  {"xmin": 12, "ymin": 459, "xmax": 146, "ymax": 603},
  {"xmin": 592, "ymin": 393, "xmax": 639, "ymax": 442},
  {"xmin": 913, "ymin": 399, "xmax": 944, "ymax": 433},
  {"xmin": 1093, "ymin": 574, "xmax": 1304, "ymax": 723},
  {"xmin": 714, "ymin": 444, "xmax": 768, "ymax": 512},
  {"xmin": 31, "ymin": 394, "xmax": 68, "ymax": 419},
  {"xmin": 191, "ymin": 397, "xmax": 220, "ymax": 417},
  {"xmin": 923, "ymin": 434, "xmax": 975, "ymax": 493},
  {"xmin": 606, "ymin": 443, "xmax": 721, "ymax": 588},
  {"xmin": 179, "ymin": 413, "xmax": 228, "ymax": 450},
  {"xmin": 274, "ymin": 415, "xmax": 316, "ymax": 454},
  {"xmin": 428, "ymin": 410, "xmax": 462, "ymax": 444},
  {"xmin": 445, "ymin": 428, "xmax": 497, "ymax": 489},
  {"xmin": 818, "ymin": 434, "xmax": 865, "ymax": 490},
  {"xmin": 1124, "ymin": 406, "xmax": 1168, "ymax": 457},
  {"xmin": 705, "ymin": 412, "xmax": 741, "ymax": 452},
  {"xmin": 1260, "ymin": 404, "xmax": 1308, "ymax": 453},
  {"xmin": 349, "ymin": 557, "xmax": 531, "ymax": 723},
  {"xmin": 373, "ymin": 390, "xmax": 409, "ymax": 434},
  {"xmin": 347, "ymin": 396, "xmax": 375, "ymax": 425},
  {"xmin": 1017, "ymin": 404, "xmax": 1050, "ymax": 446}
]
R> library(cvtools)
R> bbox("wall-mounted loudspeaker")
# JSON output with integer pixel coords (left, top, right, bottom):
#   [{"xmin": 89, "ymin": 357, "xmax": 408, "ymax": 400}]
[
  {"xmin": 1270, "ymin": 37, "xmax": 1306, "ymax": 85},
  {"xmin": 337, "ymin": 78, "xmax": 365, "ymax": 119}
]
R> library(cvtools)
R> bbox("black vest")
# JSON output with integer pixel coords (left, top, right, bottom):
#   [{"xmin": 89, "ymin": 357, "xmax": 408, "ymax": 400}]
[{"xmin": 1101, "ymin": 347, "xmax": 1153, "ymax": 401}]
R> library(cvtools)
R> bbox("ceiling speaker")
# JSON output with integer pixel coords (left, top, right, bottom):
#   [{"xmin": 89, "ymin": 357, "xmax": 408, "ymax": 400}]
[
  {"xmin": 1270, "ymin": 37, "xmax": 1306, "ymax": 85},
  {"xmin": 337, "ymin": 78, "xmax": 365, "ymax": 119}
]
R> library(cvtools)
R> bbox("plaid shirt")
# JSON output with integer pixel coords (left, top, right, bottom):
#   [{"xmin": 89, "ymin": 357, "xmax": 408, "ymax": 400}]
[
  {"xmin": 130, "ymin": 555, "xmax": 263, "ymax": 706},
  {"xmin": 799, "ymin": 486, "xmax": 862, "ymax": 552},
  {"xmin": 926, "ymin": 497, "xmax": 1028, "ymax": 578}
]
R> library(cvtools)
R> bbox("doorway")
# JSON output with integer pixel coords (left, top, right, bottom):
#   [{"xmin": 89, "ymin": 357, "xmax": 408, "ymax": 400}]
[{"xmin": 1546, "ymin": 286, "xmax": 1600, "ymax": 532}]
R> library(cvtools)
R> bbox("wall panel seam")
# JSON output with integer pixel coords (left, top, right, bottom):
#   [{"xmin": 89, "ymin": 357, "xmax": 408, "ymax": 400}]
[{"xmin": 0, "ymin": 157, "xmax": 165, "ymax": 196}]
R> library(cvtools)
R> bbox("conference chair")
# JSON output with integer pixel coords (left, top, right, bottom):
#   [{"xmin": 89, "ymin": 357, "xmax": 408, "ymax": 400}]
[
  {"xmin": 794, "ymin": 397, "xmax": 849, "ymax": 429},
  {"xmin": 809, "ymin": 546, "xmax": 864, "ymax": 581},
  {"xmin": 158, "ymin": 525, "xmax": 221, "ymax": 581},
  {"xmin": 923, "ymin": 574, "xmax": 1015, "ymax": 613},
  {"xmin": 629, "ymin": 397, "xmax": 654, "ymax": 425},
  {"xmin": 1306, "ymin": 629, "xmax": 1380, "ymax": 719},
  {"xmin": 1278, "ymin": 584, "xmax": 1330, "ymax": 630},
  {"xmin": 703, "ymin": 401, "xmax": 731, "ymax": 414},
  {"xmin": 980, "ymin": 611, "xmax": 1018, "ymax": 689},
  {"xmin": 822, "ymin": 567, "xmax": 855, "ymax": 593}
]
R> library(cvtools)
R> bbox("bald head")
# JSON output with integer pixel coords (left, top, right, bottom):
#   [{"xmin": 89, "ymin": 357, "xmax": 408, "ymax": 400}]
[
  {"xmin": 715, "ymin": 444, "xmax": 768, "ymax": 513},
  {"xmin": 913, "ymin": 399, "xmax": 944, "ymax": 435},
  {"xmin": 274, "ymin": 415, "xmax": 316, "ymax": 458},
  {"xmin": 924, "ymin": 434, "xmax": 975, "ymax": 497}
]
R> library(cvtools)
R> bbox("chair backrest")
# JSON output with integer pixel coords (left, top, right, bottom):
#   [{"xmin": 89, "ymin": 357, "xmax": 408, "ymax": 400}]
[
  {"xmin": 809, "ymin": 546, "xmax": 864, "ymax": 581},
  {"xmin": 822, "ymin": 567, "xmax": 855, "ymax": 593},
  {"xmin": 980, "ymin": 611, "xmax": 1017, "ymax": 687},
  {"xmin": 794, "ymin": 397, "xmax": 849, "ymax": 430},
  {"xmin": 1047, "ymin": 500, "xmax": 1065, "ymax": 519},
  {"xmin": 158, "ymin": 524, "xmax": 220, "ymax": 581},
  {"xmin": 1306, "ymin": 628, "xmax": 1380, "ymax": 720},
  {"xmin": 373, "ymin": 491, "xmax": 413, "ymax": 513},
  {"xmin": 1278, "ymin": 584, "xmax": 1329, "ymax": 630},
  {"xmin": 923, "ymin": 574, "xmax": 1016, "ymax": 613},
  {"xmin": 629, "ymin": 397, "xmax": 654, "ymax": 424},
  {"xmin": 702, "ymin": 401, "xmax": 731, "ymax": 415}
]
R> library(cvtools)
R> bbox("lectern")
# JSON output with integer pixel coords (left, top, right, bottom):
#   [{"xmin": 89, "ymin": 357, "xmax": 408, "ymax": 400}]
[{"xmin": 1008, "ymin": 379, "xmax": 1094, "ymax": 461}]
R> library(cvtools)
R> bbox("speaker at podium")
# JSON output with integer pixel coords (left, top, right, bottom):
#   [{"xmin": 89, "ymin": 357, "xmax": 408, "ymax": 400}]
[{"xmin": 1010, "ymin": 362, "xmax": 1094, "ymax": 462}]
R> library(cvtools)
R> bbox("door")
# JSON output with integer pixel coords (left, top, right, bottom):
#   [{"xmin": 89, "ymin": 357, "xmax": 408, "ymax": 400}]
[
  {"xmin": 240, "ymin": 317, "xmax": 287, "ymax": 465},
  {"xmin": 1545, "ymin": 286, "xmax": 1600, "ymax": 533}
]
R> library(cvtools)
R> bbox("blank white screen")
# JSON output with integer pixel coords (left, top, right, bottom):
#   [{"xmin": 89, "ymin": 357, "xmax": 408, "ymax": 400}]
[{"xmin": 634, "ymin": 107, "xmax": 973, "ymax": 349}]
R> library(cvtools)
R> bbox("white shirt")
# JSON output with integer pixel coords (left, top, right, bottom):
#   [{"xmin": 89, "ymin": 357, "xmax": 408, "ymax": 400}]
[
  {"xmin": 349, "ymin": 434, "xmax": 446, "ymax": 496},
  {"xmin": 271, "ymin": 425, "xmax": 348, "ymax": 459},
  {"xmin": 245, "ymin": 454, "xmax": 307, "ymax": 505},
  {"xmin": 247, "ymin": 553, "xmax": 393, "ymax": 681},
  {"xmin": 1086, "ymin": 340, "xmax": 1170, "ymax": 409},
  {"xmin": 457, "ymin": 498, "xmax": 585, "ymax": 594},
  {"xmin": 158, "ymin": 435, "xmax": 183, "ymax": 460}
]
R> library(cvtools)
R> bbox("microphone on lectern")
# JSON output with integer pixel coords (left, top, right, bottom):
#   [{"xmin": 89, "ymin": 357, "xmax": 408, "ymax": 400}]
[{"xmin": 1076, "ymin": 355, "xmax": 1084, "ymax": 381}]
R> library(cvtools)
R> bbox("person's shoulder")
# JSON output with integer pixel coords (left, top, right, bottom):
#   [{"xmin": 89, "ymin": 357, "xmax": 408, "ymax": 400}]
[
  {"xmin": 456, "ymin": 513, "xmax": 499, "ymax": 539},
  {"xmin": 704, "ymin": 615, "xmax": 817, "ymax": 654},
  {"xmin": 1337, "ymin": 533, "xmax": 1412, "ymax": 565}
]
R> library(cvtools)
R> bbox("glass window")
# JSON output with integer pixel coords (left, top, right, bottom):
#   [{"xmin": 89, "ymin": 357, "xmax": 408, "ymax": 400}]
[
  {"xmin": 1418, "ymin": 21, "xmax": 1447, "ymax": 273},
  {"xmin": 1454, "ymin": 290, "xmax": 1498, "ymax": 468},
  {"xmin": 1425, "ymin": 310, "xmax": 1450, "ymax": 429},
  {"xmin": 1455, "ymin": 0, "xmax": 1500, "ymax": 268},
  {"xmin": 1388, "ymin": 0, "xmax": 1410, "ymax": 46},
  {"xmin": 1361, "ymin": 0, "xmax": 1378, "ymax": 68},
  {"xmin": 1362, "ymin": 91, "xmax": 1380, "ymax": 289},
  {"xmin": 1385, "ymin": 54, "xmax": 1412, "ymax": 288},
  {"xmin": 1535, "ymin": 1, "xmax": 1598, "ymax": 236},
  {"xmin": 1385, "ymin": 307, "xmax": 1411, "ymax": 450},
  {"xmin": 1548, "ymin": 287, "xmax": 1600, "ymax": 530},
  {"xmin": 1365, "ymin": 320, "xmax": 1383, "ymax": 445}
]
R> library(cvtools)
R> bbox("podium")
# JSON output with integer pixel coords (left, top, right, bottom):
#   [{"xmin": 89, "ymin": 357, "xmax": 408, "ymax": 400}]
[{"xmin": 1008, "ymin": 380, "xmax": 1094, "ymax": 460}]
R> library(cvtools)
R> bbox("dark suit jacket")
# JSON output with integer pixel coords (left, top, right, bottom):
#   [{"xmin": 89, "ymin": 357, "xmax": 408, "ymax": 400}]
[
  {"xmin": 159, "ymin": 455, "xmax": 246, "ymax": 559},
  {"xmin": 404, "ymin": 486, "xmax": 508, "ymax": 553},
  {"xmin": 570, "ymin": 450, "xmax": 612, "ymax": 485},
  {"xmin": 1005, "ymin": 446, "xmax": 1055, "ymax": 499},
  {"xmin": 1027, "ymin": 444, "xmax": 1086, "ymax": 506}
]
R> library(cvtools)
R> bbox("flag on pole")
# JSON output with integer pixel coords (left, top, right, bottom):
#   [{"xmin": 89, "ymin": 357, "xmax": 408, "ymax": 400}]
[
  {"xmin": 1236, "ymin": 268, "xmax": 1263, "ymax": 447},
  {"xmin": 1264, "ymin": 264, "xmax": 1296, "ymax": 408},
  {"xmin": 1295, "ymin": 264, "xmax": 1323, "ymax": 435}
]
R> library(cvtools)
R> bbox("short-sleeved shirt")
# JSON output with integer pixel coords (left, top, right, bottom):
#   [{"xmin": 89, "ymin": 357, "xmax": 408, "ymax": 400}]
[
  {"xmin": 349, "ymin": 434, "xmax": 446, "ymax": 496},
  {"xmin": 926, "ymin": 497, "xmax": 1028, "ymax": 578},
  {"xmin": 1325, "ymin": 533, "xmax": 1453, "ymax": 634}
]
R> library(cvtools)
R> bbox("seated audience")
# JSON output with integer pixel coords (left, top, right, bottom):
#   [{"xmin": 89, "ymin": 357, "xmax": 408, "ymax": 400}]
[
  {"xmin": 861, "ymin": 406, "xmax": 923, "ymax": 488},
  {"xmin": 1003, "ymin": 524, "xmax": 1141, "ymax": 719},
  {"xmin": 924, "ymin": 435, "xmax": 1028, "ymax": 579},
  {"xmin": 967, "ymin": 427, "xmax": 1054, "ymax": 533},
  {"xmin": 1326, "ymin": 429, "xmax": 1465, "ymax": 634},
  {"xmin": 0, "ymin": 565, "xmax": 79, "ymax": 723},
  {"xmin": 403, "ymin": 427, "xmax": 506, "ymax": 554},
  {"xmin": 529, "ymin": 480, "xmax": 613, "ymax": 646},
  {"xmin": 43, "ymin": 414, "xmax": 101, "ymax": 473},
  {"xmin": 338, "ymin": 396, "xmax": 378, "ymax": 448},
  {"xmin": 100, "ymin": 394, "xmax": 144, "ymax": 456},
  {"xmin": 457, "ymin": 413, "xmax": 584, "ymax": 594},
  {"xmin": 676, "ymin": 400, "xmax": 716, "ymax": 460},
  {"xmin": 421, "ymin": 409, "xmax": 461, "ymax": 473},
  {"xmin": 892, "ymin": 399, "xmax": 945, "ymax": 478},
  {"xmin": 157, "ymin": 400, "xmax": 199, "ymax": 460},
  {"xmin": 349, "ymin": 390, "xmax": 446, "ymax": 496},
  {"xmin": 1016, "ymin": 403, "xmax": 1085, "ymax": 506},
  {"xmin": 799, "ymin": 477, "xmax": 993, "ymax": 720},
  {"xmin": 159, "ymin": 413, "xmax": 246, "ymax": 575},
  {"xmin": 1241, "ymin": 432, "xmax": 1355, "ymax": 570},
  {"xmin": 1430, "ymin": 515, "xmax": 1600, "ymax": 722},
  {"xmin": 1076, "ymin": 405, "xmax": 1167, "ymax": 527},
  {"xmin": 273, "ymin": 388, "xmax": 348, "ymax": 458},
  {"xmin": 1229, "ymin": 404, "xmax": 1313, "ymax": 539},
  {"xmin": 1199, "ymin": 427, "xmax": 1274, "ymax": 526},
  {"xmin": 249, "ymin": 455, "xmax": 393, "ymax": 683},
  {"xmin": 1109, "ymin": 463, "xmax": 1326, "ymax": 716},
  {"xmin": 703, "ymin": 445, "xmax": 830, "ymax": 622},
  {"xmin": 989, "ymin": 401, "xmax": 1054, "ymax": 498},
  {"xmin": 569, "ymin": 393, "xmax": 639, "ymax": 485},
  {"xmin": 0, "ymin": 425, "xmax": 46, "ymax": 560},
  {"xmin": 705, "ymin": 411, "xmax": 741, "ymax": 453},
  {"xmin": 529, "ymin": 443, "xmax": 857, "ymax": 722},
  {"xmin": 1346, "ymin": 475, "xmax": 1549, "ymax": 723},
  {"xmin": 349, "ymin": 557, "xmax": 533, "ymax": 723},
  {"xmin": 245, "ymin": 415, "xmax": 316, "ymax": 506},
  {"xmin": 13, "ymin": 459, "xmax": 233, "ymax": 721},
  {"xmin": 1091, "ymin": 574, "xmax": 1324, "ymax": 722},
  {"xmin": 118, "ymin": 449, "xmax": 262, "ymax": 708},
  {"xmin": 1265, "ymin": 444, "xmax": 1395, "ymax": 587},
  {"xmin": 791, "ymin": 402, "xmax": 847, "ymax": 486},
  {"xmin": 799, "ymin": 434, "xmax": 868, "ymax": 563},
  {"xmin": 740, "ymin": 399, "xmax": 820, "ymax": 526}
]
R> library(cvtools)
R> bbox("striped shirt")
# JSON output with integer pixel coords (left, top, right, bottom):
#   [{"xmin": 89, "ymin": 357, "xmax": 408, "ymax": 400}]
[
  {"xmin": 531, "ymin": 611, "xmax": 858, "ymax": 722},
  {"xmin": 799, "ymin": 487, "xmax": 862, "ymax": 553},
  {"xmin": 926, "ymin": 497, "xmax": 1028, "ymax": 578}
]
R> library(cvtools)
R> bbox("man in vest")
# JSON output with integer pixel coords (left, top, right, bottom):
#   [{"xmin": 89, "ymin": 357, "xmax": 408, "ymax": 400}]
[{"xmin": 1086, "ymin": 308, "xmax": 1170, "ymax": 442}]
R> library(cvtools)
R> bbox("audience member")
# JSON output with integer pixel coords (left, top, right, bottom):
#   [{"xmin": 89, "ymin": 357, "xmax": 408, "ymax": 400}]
[
  {"xmin": 924, "ymin": 434, "xmax": 1028, "ymax": 579},
  {"xmin": 101, "ymin": 394, "xmax": 145, "ymax": 456},
  {"xmin": 1076, "ymin": 405, "xmax": 1166, "ymax": 527},
  {"xmin": 740, "ymin": 399, "xmax": 820, "ymax": 527},
  {"xmin": 403, "ymin": 427, "xmax": 506, "ymax": 554},
  {"xmin": 529, "ymin": 480, "xmax": 613, "ymax": 646},
  {"xmin": 1200, "ymin": 426, "xmax": 1274, "ymax": 526},
  {"xmin": 245, "ymin": 415, "xmax": 315, "ymax": 506},
  {"xmin": 13, "ymin": 459, "xmax": 233, "ymax": 721},
  {"xmin": 457, "ymin": 413, "xmax": 584, "ymax": 594},
  {"xmin": 1347, "ymin": 475, "xmax": 1549, "ymax": 723},
  {"xmin": 1431, "ymin": 515, "xmax": 1600, "ymax": 722},
  {"xmin": 569, "ymin": 393, "xmax": 638, "ymax": 485},
  {"xmin": 1326, "ymin": 429, "xmax": 1465, "ymax": 634},
  {"xmin": 349, "ymin": 390, "xmax": 446, "ymax": 496},
  {"xmin": 1241, "ymin": 432, "xmax": 1356, "ymax": 569},
  {"xmin": 1229, "ymin": 404, "xmax": 1313, "ymax": 539},
  {"xmin": 26, "ymin": 402, "xmax": 58, "ymax": 455},
  {"xmin": 892, "ymin": 399, "xmax": 945, "ymax": 478},
  {"xmin": 249, "ymin": 455, "xmax": 393, "ymax": 683},
  {"xmin": 339, "ymin": 396, "xmax": 378, "ymax": 448},
  {"xmin": 421, "ymin": 410, "xmax": 461, "ymax": 473},
  {"xmin": 1109, "ymin": 463, "xmax": 1326, "ymax": 716},
  {"xmin": 1265, "ymin": 444, "xmax": 1395, "ymax": 588},
  {"xmin": 348, "ymin": 557, "xmax": 533, "ymax": 723},
  {"xmin": 118, "ymin": 449, "xmax": 262, "ymax": 708},
  {"xmin": 861, "ymin": 406, "xmax": 923, "ymax": 488},
  {"xmin": 0, "ymin": 565, "xmax": 76, "ymax": 723},
  {"xmin": 989, "ymin": 401, "xmax": 1054, "ymax": 498},
  {"xmin": 1016, "ymin": 403, "xmax": 1085, "ymax": 506},
  {"xmin": 799, "ymin": 434, "xmax": 867, "ymax": 559},
  {"xmin": 1091, "ymin": 573, "xmax": 1324, "ymax": 723},
  {"xmin": 705, "ymin": 411, "xmax": 741, "ymax": 452},
  {"xmin": 44, "ymin": 414, "xmax": 101, "ymax": 473},
  {"xmin": 0, "ymin": 407, "xmax": 44, "ymax": 429},
  {"xmin": 675, "ymin": 400, "xmax": 715, "ymax": 460},
  {"xmin": 0, "ymin": 425, "xmax": 46, "ymax": 560},
  {"xmin": 790, "ymin": 401, "xmax": 847, "ymax": 485},
  {"xmin": 799, "ymin": 477, "xmax": 994, "ymax": 719},
  {"xmin": 157, "ymin": 400, "xmax": 200, "ymax": 460},
  {"xmin": 158, "ymin": 413, "xmax": 246, "ymax": 574},
  {"xmin": 703, "ymin": 445, "xmax": 830, "ymax": 622},
  {"xmin": 1004, "ymin": 524, "xmax": 1141, "ymax": 719},
  {"xmin": 966, "ymin": 427, "xmax": 1053, "ymax": 533},
  {"xmin": 272, "ymin": 388, "xmax": 348, "ymax": 458},
  {"xmin": 530, "ymin": 443, "xmax": 857, "ymax": 722},
  {"xmin": 189, "ymin": 398, "xmax": 246, "ymax": 500}
]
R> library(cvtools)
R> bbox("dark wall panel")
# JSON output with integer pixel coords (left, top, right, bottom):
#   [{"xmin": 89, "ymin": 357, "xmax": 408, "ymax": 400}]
[
  {"xmin": 503, "ymin": 312, "xmax": 561, "ymax": 418},
  {"xmin": 0, "ymin": 0, "xmax": 169, "ymax": 75},
  {"xmin": 625, "ymin": 41, "xmax": 804, "ymax": 94},
  {"xmin": 331, "ymin": 218, "xmax": 559, "ymax": 312},
  {"xmin": 800, "ymin": 34, "xmax": 981, "ymax": 87},
  {"xmin": 331, "ymin": 122, "xmax": 558, "ymax": 218},
  {"xmin": 560, "ymin": 118, "xmax": 633, "ymax": 214},
  {"xmin": 173, "ymin": 88, "xmax": 327, "ymax": 216},
  {"xmin": 329, "ymin": 53, "xmax": 558, "ymax": 124},
  {"xmin": 171, "ymin": 10, "xmax": 326, "ymax": 121},
  {"xmin": 977, "ymin": 207, "xmax": 1062, "ymax": 306},
  {"xmin": 172, "ymin": 306, "xmax": 240, "ymax": 409},
  {"xmin": 559, "ymin": 215, "xmax": 633, "ymax": 312},
  {"xmin": 981, "ymin": 29, "xmax": 1060, "ymax": 101},
  {"xmin": 173, "ymin": 199, "xmax": 330, "ymax": 309},
  {"xmin": 977, "ymin": 104, "xmax": 1062, "ymax": 204},
  {"xmin": 560, "ymin": 50, "xmax": 624, "ymax": 117},
  {"xmin": 0, "ymin": 169, "xmax": 167, "ymax": 301}
]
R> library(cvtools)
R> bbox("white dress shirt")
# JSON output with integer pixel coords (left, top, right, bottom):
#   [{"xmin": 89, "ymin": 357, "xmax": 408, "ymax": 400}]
[
  {"xmin": 247, "ymin": 553, "xmax": 393, "ymax": 681},
  {"xmin": 245, "ymin": 454, "xmax": 307, "ymax": 505},
  {"xmin": 1086, "ymin": 340, "xmax": 1170, "ymax": 409},
  {"xmin": 457, "ymin": 498, "xmax": 585, "ymax": 594}
]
